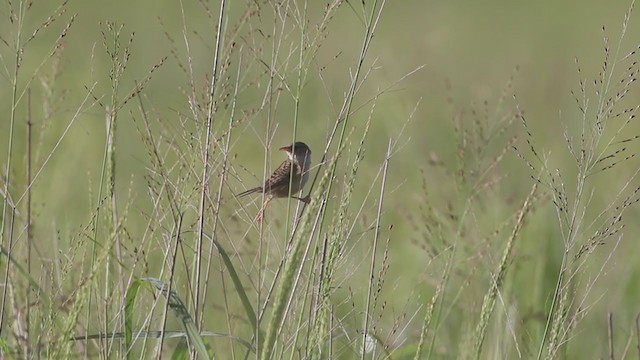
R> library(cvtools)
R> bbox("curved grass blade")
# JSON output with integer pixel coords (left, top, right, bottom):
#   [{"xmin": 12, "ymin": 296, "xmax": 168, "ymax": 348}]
[
  {"xmin": 124, "ymin": 278, "xmax": 142, "ymax": 359},
  {"xmin": 70, "ymin": 330, "xmax": 254, "ymax": 353},
  {"xmin": 141, "ymin": 277, "xmax": 210, "ymax": 360},
  {"xmin": 203, "ymin": 233, "xmax": 262, "ymax": 343},
  {"xmin": 171, "ymin": 340, "xmax": 189, "ymax": 360},
  {"xmin": 0, "ymin": 244, "xmax": 49, "ymax": 303}
]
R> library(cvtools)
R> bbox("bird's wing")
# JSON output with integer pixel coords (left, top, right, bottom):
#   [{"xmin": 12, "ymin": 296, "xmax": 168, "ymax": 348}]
[{"xmin": 264, "ymin": 160, "xmax": 296, "ymax": 194}]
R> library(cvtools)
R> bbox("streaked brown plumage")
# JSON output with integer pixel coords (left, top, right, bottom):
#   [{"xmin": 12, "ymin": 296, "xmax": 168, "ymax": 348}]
[{"xmin": 238, "ymin": 142, "xmax": 312, "ymax": 221}]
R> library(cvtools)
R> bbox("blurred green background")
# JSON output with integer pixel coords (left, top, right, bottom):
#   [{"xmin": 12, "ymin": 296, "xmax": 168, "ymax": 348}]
[{"xmin": 1, "ymin": 0, "xmax": 640, "ymax": 358}]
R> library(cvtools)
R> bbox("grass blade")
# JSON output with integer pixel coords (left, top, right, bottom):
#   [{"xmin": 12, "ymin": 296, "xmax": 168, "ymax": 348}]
[
  {"xmin": 124, "ymin": 278, "xmax": 142, "ymax": 359},
  {"xmin": 203, "ymin": 233, "xmax": 262, "ymax": 343},
  {"xmin": 141, "ymin": 277, "xmax": 210, "ymax": 360}
]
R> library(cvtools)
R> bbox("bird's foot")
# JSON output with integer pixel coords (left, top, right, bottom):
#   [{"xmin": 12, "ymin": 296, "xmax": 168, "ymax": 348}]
[{"xmin": 295, "ymin": 195, "xmax": 311, "ymax": 204}]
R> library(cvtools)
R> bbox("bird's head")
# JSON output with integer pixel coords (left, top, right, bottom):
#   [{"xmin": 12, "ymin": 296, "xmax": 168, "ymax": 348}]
[{"xmin": 280, "ymin": 142, "xmax": 311, "ymax": 161}]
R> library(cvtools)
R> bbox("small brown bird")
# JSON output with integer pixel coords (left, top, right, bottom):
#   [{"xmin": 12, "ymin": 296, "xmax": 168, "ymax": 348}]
[{"xmin": 238, "ymin": 142, "xmax": 312, "ymax": 221}]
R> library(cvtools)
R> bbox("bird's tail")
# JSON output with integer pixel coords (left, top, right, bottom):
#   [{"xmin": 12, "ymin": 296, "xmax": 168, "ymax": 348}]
[{"xmin": 237, "ymin": 187, "xmax": 263, "ymax": 198}]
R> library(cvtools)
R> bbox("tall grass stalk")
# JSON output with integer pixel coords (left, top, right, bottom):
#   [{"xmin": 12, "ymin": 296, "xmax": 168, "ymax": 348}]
[
  {"xmin": 0, "ymin": 0, "xmax": 26, "ymax": 336},
  {"xmin": 520, "ymin": 3, "xmax": 640, "ymax": 358},
  {"xmin": 0, "ymin": 4, "xmax": 77, "ymax": 357},
  {"xmin": 361, "ymin": 139, "xmax": 391, "ymax": 359},
  {"xmin": 194, "ymin": 0, "xmax": 227, "ymax": 331},
  {"xmin": 472, "ymin": 181, "xmax": 539, "ymax": 358}
]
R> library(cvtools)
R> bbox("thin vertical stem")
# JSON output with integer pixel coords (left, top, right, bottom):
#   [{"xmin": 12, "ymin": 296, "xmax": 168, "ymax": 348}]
[
  {"xmin": 195, "ymin": 0, "xmax": 226, "ymax": 327},
  {"xmin": 25, "ymin": 88, "xmax": 33, "ymax": 357},
  {"xmin": 608, "ymin": 312, "xmax": 614, "ymax": 360},
  {"xmin": 361, "ymin": 140, "xmax": 391, "ymax": 359},
  {"xmin": 0, "ymin": 0, "xmax": 26, "ymax": 336}
]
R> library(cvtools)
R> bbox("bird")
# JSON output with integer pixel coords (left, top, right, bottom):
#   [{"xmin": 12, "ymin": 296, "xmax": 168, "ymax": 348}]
[{"xmin": 238, "ymin": 142, "xmax": 312, "ymax": 221}]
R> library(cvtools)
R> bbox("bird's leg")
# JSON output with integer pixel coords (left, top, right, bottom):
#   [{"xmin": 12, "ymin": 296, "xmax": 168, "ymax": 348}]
[
  {"xmin": 292, "ymin": 194, "xmax": 311, "ymax": 204},
  {"xmin": 256, "ymin": 195, "xmax": 273, "ymax": 222}
]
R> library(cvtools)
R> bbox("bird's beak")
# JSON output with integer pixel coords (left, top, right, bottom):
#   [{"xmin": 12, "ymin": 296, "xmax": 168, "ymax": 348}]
[{"xmin": 279, "ymin": 145, "xmax": 292, "ymax": 152}]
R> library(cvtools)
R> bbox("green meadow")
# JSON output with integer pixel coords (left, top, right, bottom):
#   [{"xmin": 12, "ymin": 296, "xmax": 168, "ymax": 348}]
[{"xmin": 1, "ymin": 0, "xmax": 639, "ymax": 358}]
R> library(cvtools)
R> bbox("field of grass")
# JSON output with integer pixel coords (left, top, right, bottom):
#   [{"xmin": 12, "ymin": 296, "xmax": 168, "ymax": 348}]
[{"xmin": 1, "ymin": 0, "xmax": 640, "ymax": 358}]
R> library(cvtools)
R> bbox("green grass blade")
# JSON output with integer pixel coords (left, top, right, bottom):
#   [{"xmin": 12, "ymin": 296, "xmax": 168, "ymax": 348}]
[
  {"xmin": 203, "ymin": 233, "xmax": 261, "ymax": 342},
  {"xmin": 124, "ymin": 278, "xmax": 142, "ymax": 359},
  {"xmin": 141, "ymin": 277, "xmax": 211, "ymax": 360},
  {"xmin": 171, "ymin": 340, "xmax": 189, "ymax": 360},
  {"xmin": 70, "ymin": 330, "xmax": 254, "ymax": 352}
]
